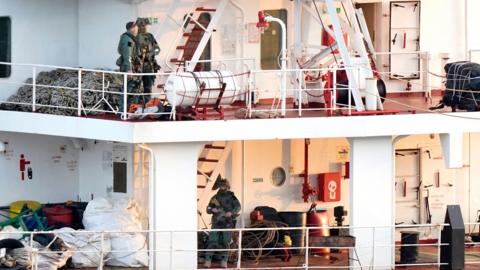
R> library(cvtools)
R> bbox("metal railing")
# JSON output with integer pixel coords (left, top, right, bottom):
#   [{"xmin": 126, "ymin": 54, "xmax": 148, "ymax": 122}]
[
  {"xmin": 248, "ymin": 66, "xmax": 363, "ymax": 118},
  {"xmin": 0, "ymin": 60, "xmax": 440, "ymax": 121},
  {"xmin": 464, "ymin": 222, "xmax": 480, "ymax": 266},
  {"xmin": 0, "ymin": 223, "xmax": 450, "ymax": 270}
]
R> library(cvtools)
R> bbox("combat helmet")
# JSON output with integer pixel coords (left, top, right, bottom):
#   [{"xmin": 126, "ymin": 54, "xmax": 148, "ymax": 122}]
[{"xmin": 212, "ymin": 175, "xmax": 230, "ymax": 190}]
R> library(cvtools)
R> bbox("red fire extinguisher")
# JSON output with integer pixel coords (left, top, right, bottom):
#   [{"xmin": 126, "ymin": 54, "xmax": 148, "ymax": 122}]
[{"xmin": 20, "ymin": 154, "xmax": 31, "ymax": 181}]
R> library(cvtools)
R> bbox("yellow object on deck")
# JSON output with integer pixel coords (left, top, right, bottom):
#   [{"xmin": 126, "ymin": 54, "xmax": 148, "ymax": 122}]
[
  {"xmin": 9, "ymin": 200, "xmax": 41, "ymax": 218},
  {"xmin": 284, "ymin": 235, "xmax": 292, "ymax": 247}
]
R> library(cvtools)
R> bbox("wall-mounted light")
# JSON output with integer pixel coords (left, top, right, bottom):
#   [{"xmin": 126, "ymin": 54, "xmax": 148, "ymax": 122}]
[{"xmin": 0, "ymin": 141, "xmax": 7, "ymax": 153}]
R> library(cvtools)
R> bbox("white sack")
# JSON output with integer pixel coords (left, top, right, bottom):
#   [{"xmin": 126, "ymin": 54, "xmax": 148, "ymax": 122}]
[
  {"xmin": 82, "ymin": 198, "xmax": 148, "ymax": 267},
  {"xmin": 55, "ymin": 227, "xmax": 111, "ymax": 268}
]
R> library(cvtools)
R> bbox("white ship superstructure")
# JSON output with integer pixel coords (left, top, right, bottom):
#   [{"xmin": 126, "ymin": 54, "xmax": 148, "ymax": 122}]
[{"xmin": 0, "ymin": 0, "xmax": 480, "ymax": 269}]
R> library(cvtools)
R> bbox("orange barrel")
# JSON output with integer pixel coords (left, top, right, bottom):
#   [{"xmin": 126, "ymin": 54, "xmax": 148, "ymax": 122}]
[
  {"xmin": 43, "ymin": 205, "xmax": 73, "ymax": 228},
  {"xmin": 307, "ymin": 209, "xmax": 330, "ymax": 255}
]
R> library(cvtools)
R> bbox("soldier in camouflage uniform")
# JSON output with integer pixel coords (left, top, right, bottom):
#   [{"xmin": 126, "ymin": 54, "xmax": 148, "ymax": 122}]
[
  {"xmin": 116, "ymin": 21, "xmax": 140, "ymax": 112},
  {"xmin": 204, "ymin": 176, "xmax": 241, "ymax": 268},
  {"xmin": 135, "ymin": 18, "xmax": 160, "ymax": 104}
]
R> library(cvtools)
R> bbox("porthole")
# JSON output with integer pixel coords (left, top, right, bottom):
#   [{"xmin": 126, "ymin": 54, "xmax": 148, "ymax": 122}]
[{"xmin": 271, "ymin": 167, "xmax": 286, "ymax": 187}]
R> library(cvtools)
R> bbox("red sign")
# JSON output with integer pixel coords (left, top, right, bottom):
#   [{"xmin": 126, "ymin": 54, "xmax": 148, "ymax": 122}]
[
  {"xmin": 20, "ymin": 154, "xmax": 31, "ymax": 181},
  {"xmin": 318, "ymin": 172, "xmax": 341, "ymax": 202}
]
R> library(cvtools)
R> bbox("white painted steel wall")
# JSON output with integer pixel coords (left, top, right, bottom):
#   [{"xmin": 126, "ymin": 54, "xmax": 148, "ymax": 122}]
[
  {"xmin": 350, "ymin": 136, "xmax": 394, "ymax": 269},
  {"xmin": 149, "ymin": 142, "xmax": 204, "ymax": 269},
  {"xmin": 0, "ymin": 132, "xmax": 79, "ymax": 206},
  {"xmin": 0, "ymin": 131, "xmax": 134, "ymax": 208},
  {"xmin": 372, "ymin": 0, "xmax": 467, "ymax": 92},
  {"xmin": 396, "ymin": 134, "xmax": 480, "ymax": 238},
  {"xmin": 78, "ymin": 0, "xmax": 135, "ymax": 69},
  {"xmin": 228, "ymin": 139, "xmax": 351, "ymax": 227},
  {"xmin": 78, "ymin": 141, "xmax": 134, "ymax": 201},
  {"xmin": 217, "ymin": 134, "xmax": 480, "ymax": 242},
  {"xmin": 0, "ymin": 0, "xmax": 78, "ymax": 98}
]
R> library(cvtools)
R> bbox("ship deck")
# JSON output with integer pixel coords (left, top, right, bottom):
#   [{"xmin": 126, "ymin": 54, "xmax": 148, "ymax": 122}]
[
  {"xmin": 61, "ymin": 244, "xmax": 480, "ymax": 270},
  {"xmin": 193, "ymin": 245, "xmax": 480, "ymax": 269},
  {"xmin": 81, "ymin": 93, "xmax": 448, "ymax": 122}
]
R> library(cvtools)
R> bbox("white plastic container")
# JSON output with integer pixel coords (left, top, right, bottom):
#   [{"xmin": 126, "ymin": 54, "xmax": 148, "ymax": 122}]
[{"xmin": 164, "ymin": 71, "xmax": 240, "ymax": 107}]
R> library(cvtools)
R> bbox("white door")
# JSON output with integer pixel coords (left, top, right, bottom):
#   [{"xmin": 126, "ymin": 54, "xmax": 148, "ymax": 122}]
[{"xmin": 395, "ymin": 149, "xmax": 421, "ymax": 224}]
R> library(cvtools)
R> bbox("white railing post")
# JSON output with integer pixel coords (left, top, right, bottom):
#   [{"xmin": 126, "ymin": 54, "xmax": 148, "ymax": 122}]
[
  {"xmin": 102, "ymin": 72, "xmax": 105, "ymax": 100},
  {"xmin": 236, "ymin": 229, "xmax": 242, "ymax": 269},
  {"xmin": 123, "ymin": 73, "xmax": 128, "ymax": 120},
  {"xmin": 99, "ymin": 232, "xmax": 105, "ymax": 270},
  {"xmin": 78, "ymin": 69, "xmax": 82, "ymax": 116},
  {"xmin": 298, "ymin": 70, "xmax": 303, "ymax": 117},
  {"xmin": 247, "ymin": 75, "xmax": 252, "ymax": 118},
  {"xmin": 30, "ymin": 232, "xmax": 38, "ymax": 270},
  {"xmin": 333, "ymin": 68, "xmax": 337, "ymax": 111},
  {"xmin": 32, "ymin": 67, "xmax": 36, "ymax": 112},
  {"xmin": 357, "ymin": 67, "xmax": 361, "ymax": 111},
  {"xmin": 172, "ymin": 86, "xmax": 176, "ymax": 121},
  {"xmin": 304, "ymin": 227, "xmax": 309, "ymax": 269},
  {"xmin": 169, "ymin": 231, "xmax": 173, "ymax": 270},
  {"xmin": 372, "ymin": 226, "xmax": 376, "ymax": 268},
  {"xmin": 421, "ymin": 52, "xmax": 431, "ymax": 101},
  {"xmin": 348, "ymin": 68, "xmax": 352, "ymax": 115},
  {"xmin": 437, "ymin": 225, "xmax": 442, "ymax": 269}
]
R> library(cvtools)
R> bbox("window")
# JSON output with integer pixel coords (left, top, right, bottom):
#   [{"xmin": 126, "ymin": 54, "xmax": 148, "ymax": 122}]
[
  {"xmin": 113, "ymin": 162, "xmax": 127, "ymax": 193},
  {"xmin": 261, "ymin": 9, "xmax": 287, "ymax": 70},
  {"xmin": 0, "ymin": 17, "xmax": 11, "ymax": 78}
]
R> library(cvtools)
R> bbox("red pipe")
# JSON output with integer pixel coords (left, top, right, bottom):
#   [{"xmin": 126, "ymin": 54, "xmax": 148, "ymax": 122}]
[
  {"xmin": 302, "ymin": 139, "xmax": 316, "ymax": 202},
  {"xmin": 305, "ymin": 139, "xmax": 309, "ymax": 181}
]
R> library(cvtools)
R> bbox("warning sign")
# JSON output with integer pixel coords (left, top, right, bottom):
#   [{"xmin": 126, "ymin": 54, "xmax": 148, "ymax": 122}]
[{"xmin": 336, "ymin": 146, "xmax": 350, "ymax": 162}]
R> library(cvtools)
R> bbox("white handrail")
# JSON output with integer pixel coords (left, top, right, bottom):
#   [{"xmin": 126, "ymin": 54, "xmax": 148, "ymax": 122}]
[
  {"xmin": 0, "ymin": 60, "xmax": 438, "ymax": 120},
  {"xmin": 0, "ymin": 222, "xmax": 453, "ymax": 270}
]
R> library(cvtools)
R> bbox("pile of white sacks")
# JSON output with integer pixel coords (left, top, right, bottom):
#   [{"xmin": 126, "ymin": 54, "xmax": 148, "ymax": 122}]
[
  {"xmin": 0, "ymin": 198, "xmax": 148, "ymax": 269},
  {"xmin": 57, "ymin": 197, "xmax": 149, "ymax": 268}
]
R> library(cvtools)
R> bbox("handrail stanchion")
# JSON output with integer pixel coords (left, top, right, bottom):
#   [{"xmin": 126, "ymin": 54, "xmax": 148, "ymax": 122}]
[
  {"xmin": 247, "ymin": 75, "xmax": 252, "ymax": 118},
  {"xmin": 99, "ymin": 232, "xmax": 105, "ymax": 270},
  {"xmin": 169, "ymin": 231, "xmax": 174, "ymax": 270},
  {"xmin": 172, "ymin": 86, "xmax": 176, "ymax": 121},
  {"xmin": 305, "ymin": 227, "xmax": 309, "ymax": 269},
  {"xmin": 32, "ymin": 67, "xmax": 36, "ymax": 112},
  {"xmin": 437, "ymin": 225, "xmax": 441, "ymax": 269},
  {"xmin": 298, "ymin": 70, "xmax": 303, "ymax": 117},
  {"xmin": 29, "ymin": 232, "xmax": 33, "ymax": 270},
  {"xmin": 123, "ymin": 73, "xmax": 128, "ymax": 120},
  {"xmin": 357, "ymin": 67, "xmax": 361, "ymax": 112},
  {"xmin": 372, "ymin": 226, "xmax": 376, "ymax": 267},
  {"xmin": 348, "ymin": 68, "xmax": 352, "ymax": 116},
  {"xmin": 333, "ymin": 68, "xmax": 337, "ymax": 112},
  {"xmin": 237, "ymin": 229, "xmax": 243, "ymax": 269},
  {"xmin": 78, "ymin": 69, "xmax": 82, "ymax": 116},
  {"xmin": 102, "ymin": 72, "xmax": 105, "ymax": 101}
]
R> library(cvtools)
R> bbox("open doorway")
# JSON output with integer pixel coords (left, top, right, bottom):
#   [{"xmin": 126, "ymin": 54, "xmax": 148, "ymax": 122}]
[
  {"xmin": 395, "ymin": 149, "xmax": 421, "ymax": 225},
  {"xmin": 356, "ymin": 3, "xmax": 377, "ymax": 45}
]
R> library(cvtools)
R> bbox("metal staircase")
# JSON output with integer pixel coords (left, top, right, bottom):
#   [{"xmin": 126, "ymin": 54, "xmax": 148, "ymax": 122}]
[
  {"xmin": 167, "ymin": 0, "xmax": 229, "ymax": 72},
  {"xmin": 196, "ymin": 141, "xmax": 232, "ymax": 222},
  {"xmin": 300, "ymin": 0, "xmax": 383, "ymax": 111}
]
